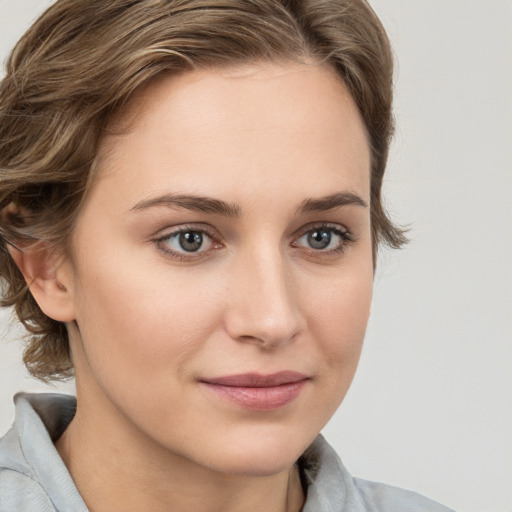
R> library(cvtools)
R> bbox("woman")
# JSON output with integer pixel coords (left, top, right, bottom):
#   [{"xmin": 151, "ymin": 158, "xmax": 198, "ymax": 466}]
[{"xmin": 0, "ymin": 1, "xmax": 453, "ymax": 510}]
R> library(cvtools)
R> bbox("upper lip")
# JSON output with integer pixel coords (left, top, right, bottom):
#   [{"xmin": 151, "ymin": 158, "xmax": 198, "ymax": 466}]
[{"xmin": 200, "ymin": 371, "xmax": 308, "ymax": 388}]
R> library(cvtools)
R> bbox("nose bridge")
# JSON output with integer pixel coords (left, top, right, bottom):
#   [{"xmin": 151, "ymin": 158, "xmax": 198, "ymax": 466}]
[{"xmin": 225, "ymin": 243, "xmax": 303, "ymax": 347}]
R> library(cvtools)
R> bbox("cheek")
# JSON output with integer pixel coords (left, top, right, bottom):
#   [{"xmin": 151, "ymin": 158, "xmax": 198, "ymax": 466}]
[
  {"xmin": 304, "ymin": 261, "xmax": 373, "ymax": 385},
  {"xmin": 307, "ymin": 256, "xmax": 373, "ymax": 339},
  {"xmin": 70, "ymin": 250, "xmax": 225, "ymax": 391}
]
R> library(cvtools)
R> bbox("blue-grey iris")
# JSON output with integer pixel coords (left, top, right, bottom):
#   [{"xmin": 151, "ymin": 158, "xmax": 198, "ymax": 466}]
[
  {"xmin": 308, "ymin": 229, "xmax": 331, "ymax": 249},
  {"xmin": 179, "ymin": 231, "xmax": 203, "ymax": 252}
]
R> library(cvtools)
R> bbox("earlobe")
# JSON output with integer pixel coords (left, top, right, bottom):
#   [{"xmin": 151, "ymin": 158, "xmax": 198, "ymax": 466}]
[{"xmin": 7, "ymin": 242, "xmax": 76, "ymax": 323}]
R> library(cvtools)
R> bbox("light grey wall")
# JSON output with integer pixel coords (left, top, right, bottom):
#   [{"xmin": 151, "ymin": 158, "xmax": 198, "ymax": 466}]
[{"xmin": 1, "ymin": 1, "xmax": 511, "ymax": 511}]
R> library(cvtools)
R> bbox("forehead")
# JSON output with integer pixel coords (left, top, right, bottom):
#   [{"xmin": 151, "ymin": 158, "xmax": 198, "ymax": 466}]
[{"xmin": 93, "ymin": 62, "xmax": 371, "ymax": 205}]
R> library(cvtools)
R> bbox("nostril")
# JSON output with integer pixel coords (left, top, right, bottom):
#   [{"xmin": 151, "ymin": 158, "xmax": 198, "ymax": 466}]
[{"xmin": 225, "ymin": 307, "xmax": 303, "ymax": 349}]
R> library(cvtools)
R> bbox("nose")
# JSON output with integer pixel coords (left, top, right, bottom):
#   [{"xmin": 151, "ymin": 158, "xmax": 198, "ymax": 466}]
[{"xmin": 224, "ymin": 248, "xmax": 304, "ymax": 349}]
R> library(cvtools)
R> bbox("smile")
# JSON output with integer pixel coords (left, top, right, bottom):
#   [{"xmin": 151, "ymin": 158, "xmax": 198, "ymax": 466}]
[{"xmin": 200, "ymin": 372, "xmax": 309, "ymax": 411}]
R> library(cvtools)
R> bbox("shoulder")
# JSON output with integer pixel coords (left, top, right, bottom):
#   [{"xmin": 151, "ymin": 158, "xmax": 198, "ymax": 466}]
[
  {"xmin": 0, "ymin": 467, "xmax": 56, "ymax": 512},
  {"xmin": 0, "ymin": 393, "xmax": 85, "ymax": 512},
  {"xmin": 0, "ymin": 428, "xmax": 56, "ymax": 512},
  {"xmin": 300, "ymin": 435, "xmax": 454, "ymax": 512},
  {"xmin": 352, "ymin": 477, "xmax": 454, "ymax": 512}
]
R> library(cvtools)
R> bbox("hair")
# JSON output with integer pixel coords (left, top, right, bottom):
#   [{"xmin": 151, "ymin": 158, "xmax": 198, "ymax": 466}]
[{"xmin": 0, "ymin": 0, "xmax": 407, "ymax": 382}]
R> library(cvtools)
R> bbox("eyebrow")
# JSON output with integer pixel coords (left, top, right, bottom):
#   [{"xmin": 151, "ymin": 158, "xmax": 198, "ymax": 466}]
[
  {"xmin": 130, "ymin": 194, "xmax": 241, "ymax": 216},
  {"xmin": 130, "ymin": 191, "xmax": 367, "ymax": 217},
  {"xmin": 297, "ymin": 192, "xmax": 368, "ymax": 213}
]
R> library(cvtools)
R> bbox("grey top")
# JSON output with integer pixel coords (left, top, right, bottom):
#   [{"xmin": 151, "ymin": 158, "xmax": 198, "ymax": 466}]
[{"xmin": 0, "ymin": 393, "xmax": 454, "ymax": 511}]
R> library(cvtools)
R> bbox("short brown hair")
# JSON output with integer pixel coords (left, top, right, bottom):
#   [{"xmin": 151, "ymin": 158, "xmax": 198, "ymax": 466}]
[{"xmin": 0, "ymin": 0, "xmax": 406, "ymax": 382}]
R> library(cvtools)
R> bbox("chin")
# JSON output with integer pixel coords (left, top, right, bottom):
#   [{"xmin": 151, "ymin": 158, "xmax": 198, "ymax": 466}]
[
  {"xmin": 210, "ymin": 452, "xmax": 298, "ymax": 478},
  {"xmin": 196, "ymin": 426, "xmax": 315, "ymax": 477}
]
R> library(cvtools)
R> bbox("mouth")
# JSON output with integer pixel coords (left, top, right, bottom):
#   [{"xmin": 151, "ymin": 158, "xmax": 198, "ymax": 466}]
[{"xmin": 199, "ymin": 371, "xmax": 309, "ymax": 411}]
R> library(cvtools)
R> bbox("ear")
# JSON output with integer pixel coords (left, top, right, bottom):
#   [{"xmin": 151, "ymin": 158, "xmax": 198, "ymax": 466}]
[{"xmin": 7, "ymin": 242, "xmax": 76, "ymax": 323}]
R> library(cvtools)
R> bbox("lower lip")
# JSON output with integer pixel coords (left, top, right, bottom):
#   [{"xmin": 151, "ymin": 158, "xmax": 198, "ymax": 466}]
[{"xmin": 201, "ymin": 380, "xmax": 307, "ymax": 411}]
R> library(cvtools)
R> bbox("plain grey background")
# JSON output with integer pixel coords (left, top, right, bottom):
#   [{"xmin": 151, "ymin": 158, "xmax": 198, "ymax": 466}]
[{"xmin": 0, "ymin": 1, "xmax": 511, "ymax": 511}]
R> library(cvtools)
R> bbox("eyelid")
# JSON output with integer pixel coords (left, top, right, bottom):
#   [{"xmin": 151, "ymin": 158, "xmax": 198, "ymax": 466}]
[
  {"xmin": 290, "ymin": 222, "xmax": 355, "ymax": 254},
  {"xmin": 153, "ymin": 223, "xmax": 224, "ymax": 260},
  {"xmin": 292, "ymin": 221, "xmax": 353, "ymax": 241}
]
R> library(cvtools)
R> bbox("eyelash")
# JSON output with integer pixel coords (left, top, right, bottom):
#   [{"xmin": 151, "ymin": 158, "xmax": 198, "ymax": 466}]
[
  {"xmin": 291, "ymin": 223, "xmax": 355, "ymax": 257},
  {"xmin": 154, "ymin": 222, "xmax": 354, "ymax": 262},
  {"xmin": 154, "ymin": 224, "xmax": 221, "ymax": 261}
]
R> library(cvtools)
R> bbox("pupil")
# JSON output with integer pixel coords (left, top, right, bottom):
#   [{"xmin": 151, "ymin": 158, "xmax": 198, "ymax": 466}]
[
  {"xmin": 179, "ymin": 231, "xmax": 203, "ymax": 252},
  {"xmin": 308, "ymin": 229, "xmax": 331, "ymax": 249}
]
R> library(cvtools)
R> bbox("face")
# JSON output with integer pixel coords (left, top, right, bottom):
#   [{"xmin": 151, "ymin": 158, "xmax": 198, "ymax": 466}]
[{"xmin": 62, "ymin": 62, "xmax": 373, "ymax": 476}]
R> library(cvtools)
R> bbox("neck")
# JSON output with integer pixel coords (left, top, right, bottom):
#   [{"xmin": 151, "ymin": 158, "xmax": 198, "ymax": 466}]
[{"xmin": 55, "ymin": 385, "xmax": 305, "ymax": 512}]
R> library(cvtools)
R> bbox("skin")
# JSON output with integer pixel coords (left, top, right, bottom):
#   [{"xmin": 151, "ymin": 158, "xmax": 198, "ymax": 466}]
[{"xmin": 19, "ymin": 62, "xmax": 374, "ymax": 512}]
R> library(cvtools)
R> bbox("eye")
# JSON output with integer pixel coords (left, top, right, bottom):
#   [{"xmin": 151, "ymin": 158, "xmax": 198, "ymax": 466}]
[
  {"xmin": 292, "ymin": 224, "xmax": 353, "ymax": 253},
  {"xmin": 306, "ymin": 229, "xmax": 334, "ymax": 250},
  {"xmin": 164, "ymin": 230, "xmax": 212, "ymax": 253},
  {"xmin": 174, "ymin": 231, "xmax": 208, "ymax": 252},
  {"xmin": 156, "ymin": 226, "xmax": 221, "ymax": 260}
]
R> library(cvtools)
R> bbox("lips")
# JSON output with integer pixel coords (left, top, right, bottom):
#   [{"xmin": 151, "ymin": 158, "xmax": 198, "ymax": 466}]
[{"xmin": 200, "ymin": 371, "xmax": 309, "ymax": 410}]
